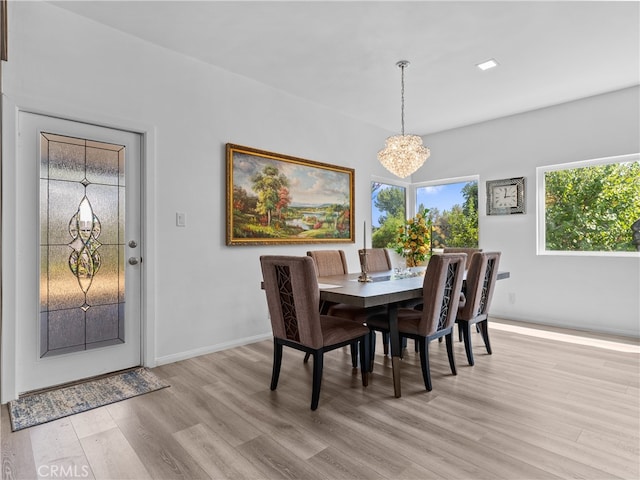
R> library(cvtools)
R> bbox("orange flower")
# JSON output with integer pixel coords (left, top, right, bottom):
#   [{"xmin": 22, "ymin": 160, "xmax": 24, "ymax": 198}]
[{"xmin": 395, "ymin": 209, "xmax": 432, "ymax": 264}]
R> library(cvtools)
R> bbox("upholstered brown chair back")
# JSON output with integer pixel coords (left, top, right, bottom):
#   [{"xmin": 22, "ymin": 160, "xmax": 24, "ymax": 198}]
[
  {"xmin": 359, "ymin": 248, "xmax": 392, "ymax": 272},
  {"xmin": 260, "ymin": 256, "xmax": 324, "ymax": 349},
  {"xmin": 443, "ymin": 247, "xmax": 482, "ymax": 269},
  {"xmin": 418, "ymin": 253, "xmax": 466, "ymax": 337},
  {"xmin": 457, "ymin": 252, "xmax": 501, "ymax": 321},
  {"xmin": 306, "ymin": 250, "xmax": 349, "ymax": 276}
]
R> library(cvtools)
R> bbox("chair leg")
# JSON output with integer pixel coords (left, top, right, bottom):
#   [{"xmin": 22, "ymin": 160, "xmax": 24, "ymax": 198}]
[
  {"xmin": 479, "ymin": 320, "xmax": 492, "ymax": 355},
  {"xmin": 382, "ymin": 332, "xmax": 405, "ymax": 354},
  {"xmin": 350, "ymin": 344, "xmax": 358, "ymax": 368},
  {"xmin": 417, "ymin": 337, "xmax": 432, "ymax": 391},
  {"xmin": 271, "ymin": 339, "xmax": 283, "ymax": 390},
  {"xmin": 359, "ymin": 336, "xmax": 369, "ymax": 386},
  {"xmin": 460, "ymin": 320, "xmax": 475, "ymax": 366},
  {"xmin": 369, "ymin": 330, "xmax": 376, "ymax": 372},
  {"xmin": 303, "ymin": 352, "xmax": 311, "ymax": 363},
  {"xmin": 445, "ymin": 332, "xmax": 457, "ymax": 376},
  {"xmin": 311, "ymin": 351, "xmax": 323, "ymax": 410},
  {"xmin": 458, "ymin": 322, "xmax": 463, "ymax": 342}
]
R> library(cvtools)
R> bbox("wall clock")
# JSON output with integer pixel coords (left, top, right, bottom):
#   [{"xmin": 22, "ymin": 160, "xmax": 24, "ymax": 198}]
[{"xmin": 486, "ymin": 177, "xmax": 526, "ymax": 215}]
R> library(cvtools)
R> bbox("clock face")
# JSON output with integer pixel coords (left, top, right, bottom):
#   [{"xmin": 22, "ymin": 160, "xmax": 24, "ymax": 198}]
[
  {"xmin": 492, "ymin": 185, "xmax": 518, "ymax": 208},
  {"xmin": 486, "ymin": 177, "xmax": 525, "ymax": 215}
]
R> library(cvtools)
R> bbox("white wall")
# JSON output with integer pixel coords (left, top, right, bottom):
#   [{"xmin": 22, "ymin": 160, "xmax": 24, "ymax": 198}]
[
  {"xmin": 1, "ymin": 1, "xmax": 394, "ymax": 377},
  {"xmin": 416, "ymin": 86, "xmax": 640, "ymax": 336},
  {"xmin": 2, "ymin": 2, "xmax": 638, "ymax": 399}
]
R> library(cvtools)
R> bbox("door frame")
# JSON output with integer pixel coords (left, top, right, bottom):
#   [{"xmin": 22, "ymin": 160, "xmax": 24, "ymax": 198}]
[{"xmin": 1, "ymin": 94, "xmax": 157, "ymax": 402}]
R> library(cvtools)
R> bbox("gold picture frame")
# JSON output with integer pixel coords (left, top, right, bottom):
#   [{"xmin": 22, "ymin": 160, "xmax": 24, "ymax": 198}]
[
  {"xmin": 1, "ymin": 0, "xmax": 7, "ymax": 61},
  {"xmin": 226, "ymin": 144, "xmax": 355, "ymax": 245}
]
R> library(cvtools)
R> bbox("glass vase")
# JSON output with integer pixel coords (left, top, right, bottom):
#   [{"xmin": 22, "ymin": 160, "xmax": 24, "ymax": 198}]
[{"xmin": 405, "ymin": 255, "xmax": 417, "ymax": 268}]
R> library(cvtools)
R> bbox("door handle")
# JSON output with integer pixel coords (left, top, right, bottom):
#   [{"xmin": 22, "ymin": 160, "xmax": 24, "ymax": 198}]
[{"xmin": 128, "ymin": 257, "xmax": 140, "ymax": 265}]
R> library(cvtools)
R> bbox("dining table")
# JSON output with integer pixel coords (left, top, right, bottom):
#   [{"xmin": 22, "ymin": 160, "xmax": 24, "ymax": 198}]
[{"xmin": 317, "ymin": 268, "xmax": 510, "ymax": 398}]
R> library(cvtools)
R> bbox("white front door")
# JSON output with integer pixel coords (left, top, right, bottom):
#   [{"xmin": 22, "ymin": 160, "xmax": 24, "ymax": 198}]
[{"xmin": 14, "ymin": 112, "xmax": 142, "ymax": 394}]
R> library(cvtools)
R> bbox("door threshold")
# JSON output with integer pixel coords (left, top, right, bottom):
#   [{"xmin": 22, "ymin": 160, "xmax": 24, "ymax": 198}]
[{"xmin": 17, "ymin": 366, "xmax": 143, "ymax": 399}]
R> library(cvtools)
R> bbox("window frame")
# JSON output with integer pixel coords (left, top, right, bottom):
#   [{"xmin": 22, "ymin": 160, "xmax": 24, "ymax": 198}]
[
  {"xmin": 413, "ymin": 174, "xmax": 480, "ymax": 249},
  {"xmin": 536, "ymin": 152, "xmax": 640, "ymax": 257},
  {"xmin": 370, "ymin": 174, "xmax": 410, "ymax": 219},
  {"xmin": 413, "ymin": 174, "xmax": 479, "ymax": 211}
]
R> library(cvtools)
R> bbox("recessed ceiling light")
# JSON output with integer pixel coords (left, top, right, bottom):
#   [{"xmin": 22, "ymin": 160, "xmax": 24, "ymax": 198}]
[{"xmin": 477, "ymin": 58, "xmax": 499, "ymax": 71}]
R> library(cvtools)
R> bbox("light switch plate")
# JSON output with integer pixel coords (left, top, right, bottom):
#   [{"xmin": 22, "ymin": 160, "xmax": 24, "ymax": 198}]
[{"xmin": 176, "ymin": 212, "xmax": 186, "ymax": 227}]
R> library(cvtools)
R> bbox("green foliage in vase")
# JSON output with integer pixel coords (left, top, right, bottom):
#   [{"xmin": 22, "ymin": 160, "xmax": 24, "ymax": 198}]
[{"xmin": 394, "ymin": 209, "xmax": 431, "ymax": 266}]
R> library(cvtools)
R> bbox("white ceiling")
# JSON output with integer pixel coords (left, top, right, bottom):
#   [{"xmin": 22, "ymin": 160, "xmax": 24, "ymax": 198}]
[{"xmin": 51, "ymin": 1, "xmax": 640, "ymax": 135}]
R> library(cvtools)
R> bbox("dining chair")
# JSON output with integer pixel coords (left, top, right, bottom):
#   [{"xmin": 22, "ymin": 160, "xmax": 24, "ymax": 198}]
[
  {"xmin": 260, "ymin": 255, "xmax": 370, "ymax": 410},
  {"xmin": 443, "ymin": 247, "xmax": 482, "ymax": 269},
  {"xmin": 436, "ymin": 247, "xmax": 482, "ymax": 341},
  {"xmin": 359, "ymin": 248, "xmax": 392, "ymax": 272},
  {"xmin": 305, "ymin": 249, "xmax": 359, "ymax": 366},
  {"xmin": 400, "ymin": 247, "xmax": 474, "ymax": 353},
  {"xmin": 456, "ymin": 251, "xmax": 501, "ymax": 365},
  {"xmin": 306, "ymin": 249, "xmax": 349, "ymax": 277},
  {"xmin": 305, "ymin": 250, "xmax": 371, "ymax": 365},
  {"xmin": 366, "ymin": 253, "xmax": 466, "ymax": 391},
  {"xmin": 356, "ymin": 248, "xmax": 405, "ymax": 355},
  {"xmin": 326, "ymin": 248, "xmax": 392, "ymax": 322}
]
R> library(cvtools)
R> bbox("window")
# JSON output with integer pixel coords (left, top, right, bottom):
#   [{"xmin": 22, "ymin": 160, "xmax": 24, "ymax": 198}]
[
  {"xmin": 415, "ymin": 177, "xmax": 479, "ymax": 248},
  {"xmin": 371, "ymin": 181, "xmax": 406, "ymax": 248},
  {"xmin": 537, "ymin": 153, "xmax": 640, "ymax": 256}
]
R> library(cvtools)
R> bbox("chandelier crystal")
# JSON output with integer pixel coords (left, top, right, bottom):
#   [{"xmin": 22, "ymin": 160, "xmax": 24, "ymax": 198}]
[{"xmin": 378, "ymin": 60, "xmax": 430, "ymax": 178}]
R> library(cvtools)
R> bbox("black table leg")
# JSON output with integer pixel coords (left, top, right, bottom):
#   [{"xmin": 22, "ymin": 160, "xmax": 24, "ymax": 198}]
[{"xmin": 387, "ymin": 302, "xmax": 401, "ymax": 398}]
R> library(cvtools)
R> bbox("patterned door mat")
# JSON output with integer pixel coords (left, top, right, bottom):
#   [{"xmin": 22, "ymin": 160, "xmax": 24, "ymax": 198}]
[{"xmin": 8, "ymin": 368, "xmax": 169, "ymax": 431}]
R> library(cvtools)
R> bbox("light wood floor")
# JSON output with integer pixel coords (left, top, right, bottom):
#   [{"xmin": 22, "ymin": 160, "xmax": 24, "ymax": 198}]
[{"xmin": 2, "ymin": 319, "xmax": 639, "ymax": 480}]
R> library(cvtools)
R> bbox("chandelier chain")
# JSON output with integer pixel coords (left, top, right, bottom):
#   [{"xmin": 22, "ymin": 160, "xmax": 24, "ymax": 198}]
[
  {"xmin": 400, "ymin": 63, "xmax": 405, "ymax": 136},
  {"xmin": 377, "ymin": 59, "xmax": 430, "ymax": 179}
]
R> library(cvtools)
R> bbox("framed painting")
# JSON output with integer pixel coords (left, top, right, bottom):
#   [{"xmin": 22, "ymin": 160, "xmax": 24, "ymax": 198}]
[{"xmin": 226, "ymin": 144, "xmax": 355, "ymax": 245}]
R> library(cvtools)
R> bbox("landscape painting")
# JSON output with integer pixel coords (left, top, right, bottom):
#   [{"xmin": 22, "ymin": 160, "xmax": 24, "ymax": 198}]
[{"xmin": 226, "ymin": 144, "xmax": 354, "ymax": 245}]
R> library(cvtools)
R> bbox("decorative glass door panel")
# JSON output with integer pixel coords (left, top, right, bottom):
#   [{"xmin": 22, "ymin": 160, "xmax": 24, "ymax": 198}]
[
  {"xmin": 7, "ymin": 111, "xmax": 141, "ymax": 398},
  {"xmin": 40, "ymin": 133, "xmax": 126, "ymax": 357}
]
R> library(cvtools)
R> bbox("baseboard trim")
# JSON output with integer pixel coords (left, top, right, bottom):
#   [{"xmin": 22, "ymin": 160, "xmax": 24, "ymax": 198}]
[
  {"xmin": 154, "ymin": 332, "xmax": 272, "ymax": 366},
  {"xmin": 490, "ymin": 315, "xmax": 640, "ymax": 341},
  {"xmin": 491, "ymin": 317, "xmax": 639, "ymax": 352}
]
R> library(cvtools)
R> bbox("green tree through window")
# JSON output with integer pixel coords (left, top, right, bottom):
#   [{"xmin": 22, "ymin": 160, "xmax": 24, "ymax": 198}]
[
  {"xmin": 416, "ymin": 180, "xmax": 479, "ymax": 248},
  {"xmin": 544, "ymin": 159, "xmax": 640, "ymax": 252},
  {"xmin": 371, "ymin": 182, "xmax": 406, "ymax": 248}
]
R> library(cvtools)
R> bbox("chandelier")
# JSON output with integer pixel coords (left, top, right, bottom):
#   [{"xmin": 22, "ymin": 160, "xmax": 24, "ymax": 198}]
[{"xmin": 378, "ymin": 60, "xmax": 430, "ymax": 178}]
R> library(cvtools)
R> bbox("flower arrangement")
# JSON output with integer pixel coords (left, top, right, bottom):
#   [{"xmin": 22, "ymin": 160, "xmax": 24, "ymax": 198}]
[{"xmin": 395, "ymin": 209, "xmax": 431, "ymax": 267}]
